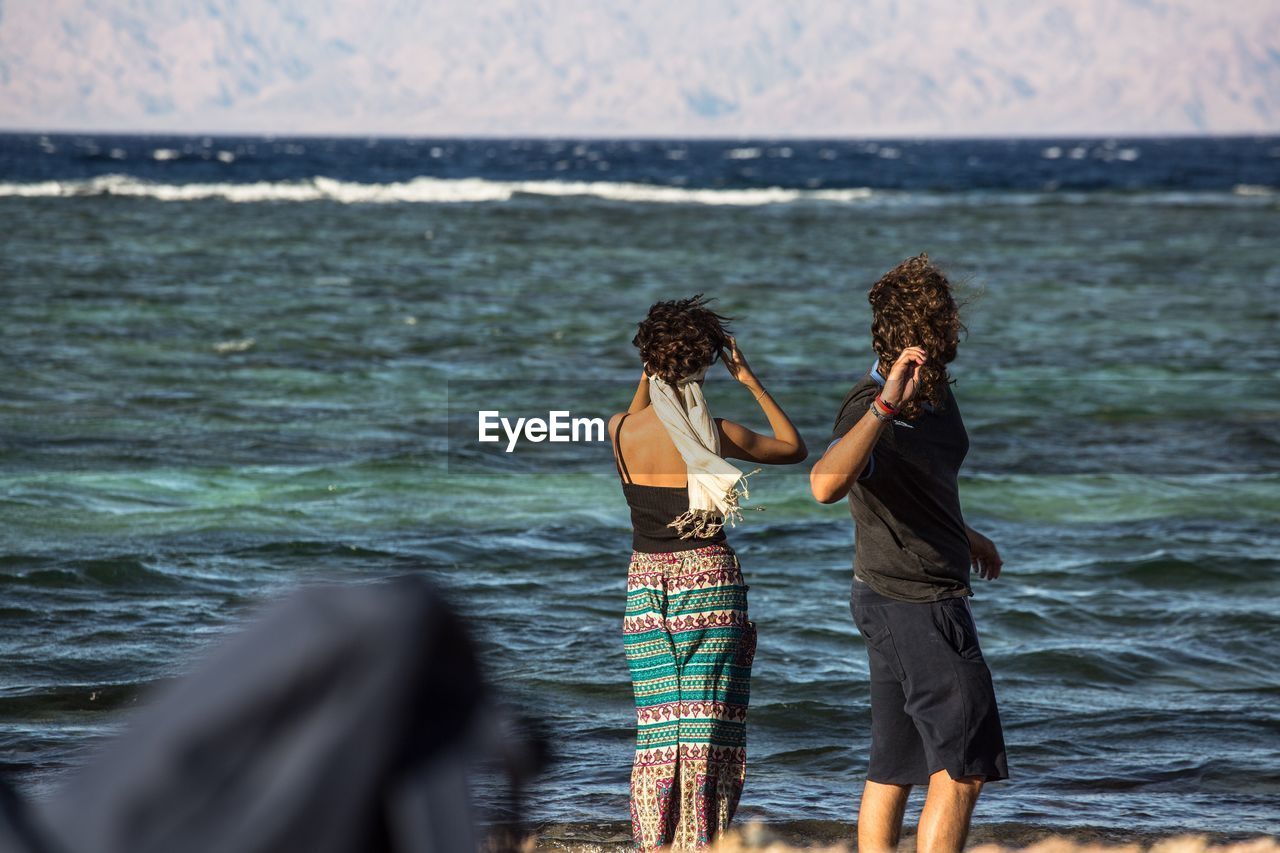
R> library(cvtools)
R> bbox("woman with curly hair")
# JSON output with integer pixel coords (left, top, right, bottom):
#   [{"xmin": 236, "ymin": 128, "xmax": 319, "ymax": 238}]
[
  {"xmin": 610, "ymin": 295, "xmax": 806, "ymax": 850},
  {"xmin": 810, "ymin": 254, "xmax": 1008, "ymax": 853}
]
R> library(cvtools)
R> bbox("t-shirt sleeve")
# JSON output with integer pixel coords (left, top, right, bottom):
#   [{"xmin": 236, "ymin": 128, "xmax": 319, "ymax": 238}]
[{"xmin": 829, "ymin": 382, "xmax": 884, "ymax": 483}]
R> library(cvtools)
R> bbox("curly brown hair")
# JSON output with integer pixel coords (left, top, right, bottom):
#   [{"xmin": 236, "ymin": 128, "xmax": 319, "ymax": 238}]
[
  {"xmin": 632, "ymin": 295, "xmax": 733, "ymax": 385},
  {"xmin": 868, "ymin": 254, "xmax": 967, "ymax": 420}
]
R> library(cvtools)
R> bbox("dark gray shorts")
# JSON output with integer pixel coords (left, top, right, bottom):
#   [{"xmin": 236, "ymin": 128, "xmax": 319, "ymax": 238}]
[{"xmin": 851, "ymin": 578, "xmax": 1009, "ymax": 785}]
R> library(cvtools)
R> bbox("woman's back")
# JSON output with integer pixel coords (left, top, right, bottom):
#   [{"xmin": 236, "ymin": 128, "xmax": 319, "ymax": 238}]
[
  {"xmin": 612, "ymin": 409, "xmax": 728, "ymax": 553},
  {"xmin": 613, "ymin": 407, "xmax": 690, "ymax": 487}
]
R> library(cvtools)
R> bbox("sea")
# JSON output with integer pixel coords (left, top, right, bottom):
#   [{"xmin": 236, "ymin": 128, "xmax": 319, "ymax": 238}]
[{"xmin": 1, "ymin": 133, "xmax": 1278, "ymax": 839}]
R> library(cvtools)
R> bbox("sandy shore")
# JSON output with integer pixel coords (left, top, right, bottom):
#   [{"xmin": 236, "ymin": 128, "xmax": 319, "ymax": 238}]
[{"xmin": 513, "ymin": 821, "xmax": 1278, "ymax": 852}]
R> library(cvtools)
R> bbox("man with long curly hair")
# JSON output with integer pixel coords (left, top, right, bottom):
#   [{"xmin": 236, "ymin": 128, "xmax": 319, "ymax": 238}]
[{"xmin": 810, "ymin": 254, "xmax": 1009, "ymax": 853}]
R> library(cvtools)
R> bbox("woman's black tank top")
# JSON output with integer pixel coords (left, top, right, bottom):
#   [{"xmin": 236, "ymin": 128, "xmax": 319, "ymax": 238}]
[{"xmin": 613, "ymin": 414, "xmax": 728, "ymax": 554}]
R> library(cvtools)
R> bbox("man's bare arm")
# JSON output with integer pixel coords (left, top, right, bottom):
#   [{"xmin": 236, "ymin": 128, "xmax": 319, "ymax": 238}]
[{"xmin": 809, "ymin": 409, "xmax": 889, "ymax": 503}]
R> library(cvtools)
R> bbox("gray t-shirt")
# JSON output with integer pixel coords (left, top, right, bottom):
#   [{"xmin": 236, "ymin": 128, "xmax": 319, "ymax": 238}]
[{"xmin": 830, "ymin": 363, "xmax": 971, "ymax": 603}]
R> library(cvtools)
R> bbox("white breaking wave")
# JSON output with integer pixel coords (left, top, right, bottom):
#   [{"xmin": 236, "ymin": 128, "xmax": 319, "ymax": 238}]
[
  {"xmin": 0, "ymin": 174, "xmax": 875, "ymax": 206},
  {"xmin": 4, "ymin": 176, "xmax": 1270, "ymax": 208}
]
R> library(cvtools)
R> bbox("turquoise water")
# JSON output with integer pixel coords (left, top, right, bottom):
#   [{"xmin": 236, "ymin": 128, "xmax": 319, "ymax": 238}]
[{"xmin": 2, "ymin": 149, "xmax": 1279, "ymax": 835}]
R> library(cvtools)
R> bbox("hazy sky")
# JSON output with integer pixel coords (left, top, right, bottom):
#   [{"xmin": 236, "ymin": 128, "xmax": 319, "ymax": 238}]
[{"xmin": 2, "ymin": 0, "xmax": 1278, "ymax": 136}]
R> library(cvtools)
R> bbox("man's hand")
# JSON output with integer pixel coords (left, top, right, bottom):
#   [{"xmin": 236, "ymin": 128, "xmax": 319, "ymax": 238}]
[
  {"xmin": 881, "ymin": 346, "xmax": 927, "ymax": 408},
  {"xmin": 965, "ymin": 525, "xmax": 1003, "ymax": 581}
]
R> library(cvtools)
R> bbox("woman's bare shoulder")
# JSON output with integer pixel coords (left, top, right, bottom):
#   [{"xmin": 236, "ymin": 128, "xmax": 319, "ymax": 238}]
[{"xmin": 607, "ymin": 412, "xmax": 627, "ymax": 441}]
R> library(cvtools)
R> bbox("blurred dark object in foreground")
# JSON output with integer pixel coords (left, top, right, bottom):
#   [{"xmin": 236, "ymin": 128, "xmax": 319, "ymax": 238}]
[{"xmin": 0, "ymin": 575, "xmax": 548, "ymax": 853}]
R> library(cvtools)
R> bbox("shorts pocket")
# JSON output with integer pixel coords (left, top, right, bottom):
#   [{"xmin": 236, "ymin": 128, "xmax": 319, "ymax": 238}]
[
  {"xmin": 855, "ymin": 608, "xmax": 906, "ymax": 681},
  {"xmin": 933, "ymin": 598, "xmax": 985, "ymax": 662}
]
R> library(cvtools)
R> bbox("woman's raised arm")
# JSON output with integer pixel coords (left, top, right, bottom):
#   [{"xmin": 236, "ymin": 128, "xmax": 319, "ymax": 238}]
[{"xmin": 716, "ymin": 337, "xmax": 807, "ymax": 465}]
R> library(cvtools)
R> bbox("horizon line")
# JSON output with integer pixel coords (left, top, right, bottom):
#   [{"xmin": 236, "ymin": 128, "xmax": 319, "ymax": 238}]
[{"xmin": 3, "ymin": 126, "xmax": 1279, "ymax": 142}]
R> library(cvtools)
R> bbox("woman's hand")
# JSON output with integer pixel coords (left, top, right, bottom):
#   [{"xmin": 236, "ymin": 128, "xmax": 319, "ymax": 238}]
[
  {"xmin": 881, "ymin": 346, "xmax": 927, "ymax": 408},
  {"xmin": 722, "ymin": 337, "xmax": 760, "ymax": 387}
]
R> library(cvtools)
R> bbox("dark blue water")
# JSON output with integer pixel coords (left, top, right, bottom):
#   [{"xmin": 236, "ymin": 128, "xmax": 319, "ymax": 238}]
[
  {"xmin": 1, "ymin": 133, "xmax": 1278, "ymax": 838},
  {"xmin": 3, "ymin": 133, "xmax": 1278, "ymax": 191}
]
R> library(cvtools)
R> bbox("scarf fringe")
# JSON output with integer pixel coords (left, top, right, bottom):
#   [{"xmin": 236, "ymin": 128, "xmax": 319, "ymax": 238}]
[{"xmin": 667, "ymin": 468, "xmax": 764, "ymax": 539}]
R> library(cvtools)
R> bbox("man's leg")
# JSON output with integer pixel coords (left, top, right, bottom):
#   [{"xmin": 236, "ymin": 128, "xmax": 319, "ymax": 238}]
[
  {"xmin": 857, "ymin": 779, "xmax": 911, "ymax": 853},
  {"xmin": 897, "ymin": 596, "xmax": 1007, "ymax": 853},
  {"xmin": 852, "ymin": 584, "xmax": 929, "ymax": 853},
  {"xmin": 915, "ymin": 769, "xmax": 983, "ymax": 853}
]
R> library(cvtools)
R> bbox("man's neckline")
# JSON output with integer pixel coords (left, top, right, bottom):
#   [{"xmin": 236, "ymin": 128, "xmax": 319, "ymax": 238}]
[{"xmin": 870, "ymin": 359, "xmax": 886, "ymax": 384}]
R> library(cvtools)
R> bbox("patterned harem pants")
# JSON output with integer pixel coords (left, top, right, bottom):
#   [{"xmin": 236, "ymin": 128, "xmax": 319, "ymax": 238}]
[{"xmin": 623, "ymin": 542, "xmax": 756, "ymax": 850}]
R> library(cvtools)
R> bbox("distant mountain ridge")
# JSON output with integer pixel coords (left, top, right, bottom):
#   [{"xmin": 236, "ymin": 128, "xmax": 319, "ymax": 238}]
[{"xmin": 2, "ymin": 0, "xmax": 1278, "ymax": 136}]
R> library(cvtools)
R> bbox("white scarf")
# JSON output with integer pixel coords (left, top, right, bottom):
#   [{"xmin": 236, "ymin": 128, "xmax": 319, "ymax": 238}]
[{"xmin": 648, "ymin": 366, "xmax": 759, "ymax": 538}]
